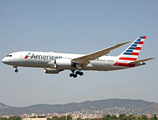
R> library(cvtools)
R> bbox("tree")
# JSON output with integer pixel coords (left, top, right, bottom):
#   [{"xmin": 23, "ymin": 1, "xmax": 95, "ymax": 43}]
[
  {"xmin": 134, "ymin": 115, "xmax": 141, "ymax": 120},
  {"xmin": 154, "ymin": 115, "xmax": 157, "ymax": 120},
  {"xmin": 102, "ymin": 114, "xmax": 111, "ymax": 120},
  {"xmin": 92, "ymin": 118, "xmax": 99, "ymax": 120},
  {"xmin": 110, "ymin": 115, "xmax": 117, "ymax": 120},
  {"xmin": 51, "ymin": 116, "xmax": 59, "ymax": 120},
  {"xmin": 127, "ymin": 115, "xmax": 134, "ymax": 120},
  {"xmin": 141, "ymin": 115, "xmax": 148, "ymax": 120},
  {"xmin": 30, "ymin": 117, "xmax": 36, "ymax": 118},
  {"xmin": 85, "ymin": 118, "xmax": 91, "ymax": 120},
  {"xmin": 119, "ymin": 114, "xmax": 126, "ymax": 120},
  {"xmin": 67, "ymin": 115, "xmax": 72, "ymax": 120},
  {"xmin": 8, "ymin": 116, "xmax": 21, "ymax": 120},
  {"xmin": 37, "ymin": 116, "xmax": 46, "ymax": 118},
  {"xmin": 1, "ymin": 118, "xmax": 7, "ymax": 120},
  {"xmin": 76, "ymin": 118, "xmax": 82, "ymax": 120},
  {"xmin": 59, "ymin": 116, "xmax": 65, "ymax": 120}
]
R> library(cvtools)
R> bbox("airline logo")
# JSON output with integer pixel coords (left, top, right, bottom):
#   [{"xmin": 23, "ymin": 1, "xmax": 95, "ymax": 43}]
[
  {"xmin": 119, "ymin": 36, "xmax": 146, "ymax": 61},
  {"xmin": 114, "ymin": 36, "xmax": 146, "ymax": 67},
  {"xmin": 24, "ymin": 52, "xmax": 31, "ymax": 59},
  {"xmin": 31, "ymin": 54, "xmax": 62, "ymax": 60},
  {"xmin": 24, "ymin": 52, "xmax": 62, "ymax": 60}
]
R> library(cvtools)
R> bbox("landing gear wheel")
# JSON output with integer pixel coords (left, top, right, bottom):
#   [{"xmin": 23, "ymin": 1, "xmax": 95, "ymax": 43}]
[
  {"xmin": 69, "ymin": 73, "xmax": 77, "ymax": 78},
  {"xmin": 76, "ymin": 71, "xmax": 83, "ymax": 76},
  {"xmin": 69, "ymin": 73, "xmax": 74, "ymax": 77},
  {"xmin": 76, "ymin": 71, "xmax": 80, "ymax": 75},
  {"xmin": 79, "ymin": 72, "xmax": 83, "ymax": 76},
  {"xmin": 73, "ymin": 74, "xmax": 77, "ymax": 78},
  {"xmin": 70, "ymin": 70, "xmax": 84, "ymax": 78},
  {"xmin": 15, "ymin": 69, "xmax": 18, "ymax": 73},
  {"xmin": 13, "ymin": 66, "xmax": 18, "ymax": 73}
]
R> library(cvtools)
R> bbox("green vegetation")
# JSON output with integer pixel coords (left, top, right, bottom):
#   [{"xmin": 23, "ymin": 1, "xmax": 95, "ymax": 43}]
[
  {"xmin": 0, "ymin": 116, "xmax": 21, "ymax": 120},
  {"xmin": 0, "ymin": 114, "xmax": 157, "ymax": 120},
  {"xmin": 30, "ymin": 116, "xmax": 46, "ymax": 118},
  {"xmin": 90, "ymin": 114, "xmax": 157, "ymax": 120},
  {"xmin": 48, "ymin": 115, "xmax": 72, "ymax": 120},
  {"xmin": 47, "ymin": 114, "xmax": 157, "ymax": 120}
]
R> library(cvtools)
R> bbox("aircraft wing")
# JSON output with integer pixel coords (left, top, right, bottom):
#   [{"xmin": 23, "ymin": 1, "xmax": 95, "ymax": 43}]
[
  {"xmin": 72, "ymin": 41, "xmax": 130, "ymax": 68},
  {"xmin": 129, "ymin": 58, "xmax": 155, "ymax": 64}
]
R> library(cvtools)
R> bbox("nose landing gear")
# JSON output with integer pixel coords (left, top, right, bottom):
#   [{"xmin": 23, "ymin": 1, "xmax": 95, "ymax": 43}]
[
  {"xmin": 69, "ymin": 70, "xmax": 83, "ymax": 78},
  {"xmin": 13, "ymin": 66, "xmax": 18, "ymax": 73}
]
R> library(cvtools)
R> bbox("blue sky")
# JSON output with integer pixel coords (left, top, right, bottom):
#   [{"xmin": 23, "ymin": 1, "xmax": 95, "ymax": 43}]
[{"xmin": 0, "ymin": 0, "xmax": 158, "ymax": 107}]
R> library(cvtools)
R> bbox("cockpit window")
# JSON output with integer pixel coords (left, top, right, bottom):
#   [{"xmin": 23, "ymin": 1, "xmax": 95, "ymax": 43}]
[{"xmin": 7, "ymin": 55, "xmax": 12, "ymax": 57}]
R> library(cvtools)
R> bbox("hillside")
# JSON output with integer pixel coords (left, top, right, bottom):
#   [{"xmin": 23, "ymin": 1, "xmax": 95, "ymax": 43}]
[
  {"xmin": 0, "ymin": 99, "xmax": 158, "ymax": 116},
  {"xmin": 0, "ymin": 102, "xmax": 10, "ymax": 109}
]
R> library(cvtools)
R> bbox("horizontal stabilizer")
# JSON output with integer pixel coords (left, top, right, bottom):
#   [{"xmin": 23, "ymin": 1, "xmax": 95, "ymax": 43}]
[{"xmin": 129, "ymin": 58, "xmax": 155, "ymax": 64}]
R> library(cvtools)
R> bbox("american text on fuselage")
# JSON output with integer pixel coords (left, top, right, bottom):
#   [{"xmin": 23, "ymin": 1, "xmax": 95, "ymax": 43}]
[{"xmin": 30, "ymin": 54, "xmax": 63, "ymax": 60}]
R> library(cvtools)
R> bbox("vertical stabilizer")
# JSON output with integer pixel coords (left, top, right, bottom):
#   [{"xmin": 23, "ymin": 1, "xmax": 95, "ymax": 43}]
[{"xmin": 119, "ymin": 36, "xmax": 146, "ymax": 62}]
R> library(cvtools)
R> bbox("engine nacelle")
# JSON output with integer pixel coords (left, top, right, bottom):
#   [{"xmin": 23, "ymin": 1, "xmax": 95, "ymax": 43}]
[
  {"xmin": 44, "ymin": 68, "xmax": 60, "ymax": 74},
  {"xmin": 47, "ymin": 60, "xmax": 56, "ymax": 68},
  {"xmin": 55, "ymin": 59, "xmax": 72, "ymax": 69}
]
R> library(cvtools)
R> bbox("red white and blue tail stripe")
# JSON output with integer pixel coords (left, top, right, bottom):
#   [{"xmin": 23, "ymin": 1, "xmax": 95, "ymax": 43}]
[{"xmin": 119, "ymin": 36, "xmax": 146, "ymax": 62}]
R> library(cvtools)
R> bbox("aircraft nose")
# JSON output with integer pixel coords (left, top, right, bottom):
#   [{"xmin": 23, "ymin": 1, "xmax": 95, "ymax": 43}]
[
  {"xmin": 2, "ymin": 58, "xmax": 7, "ymax": 64},
  {"xmin": 2, "ymin": 57, "xmax": 11, "ymax": 64}
]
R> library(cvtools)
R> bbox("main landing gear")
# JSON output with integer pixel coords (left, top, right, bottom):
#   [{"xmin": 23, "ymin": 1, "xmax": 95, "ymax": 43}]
[
  {"xmin": 13, "ymin": 66, "xmax": 18, "ymax": 73},
  {"xmin": 69, "ymin": 70, "xmax": 83, "ymax": 78}
]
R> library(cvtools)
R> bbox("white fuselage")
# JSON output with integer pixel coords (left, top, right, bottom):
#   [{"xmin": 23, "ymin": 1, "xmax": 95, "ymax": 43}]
[{"xmin": 2, "ymin": 51, "xmax": 134, "ymax": 71}]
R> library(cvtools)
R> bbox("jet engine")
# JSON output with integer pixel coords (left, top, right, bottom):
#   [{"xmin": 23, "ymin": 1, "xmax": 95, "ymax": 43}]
[
  {"xmin": 44, "ymin": 68, "xmax": 60, "ymax": 74},
  {"xmin": 55, "ymin": 59, "xmax": 72, "ymax": 69}
]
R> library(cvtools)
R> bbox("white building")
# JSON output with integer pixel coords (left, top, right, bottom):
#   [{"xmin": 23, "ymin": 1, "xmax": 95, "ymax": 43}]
[{"xmin": 23, "ymin": 118, "xmax": 47, "ymax": 120}]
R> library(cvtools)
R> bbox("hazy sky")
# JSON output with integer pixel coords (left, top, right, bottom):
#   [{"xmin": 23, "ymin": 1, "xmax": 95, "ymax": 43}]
[{"xmin": 0, "ymin": 0, "xmax": 158, "ymax": 107}]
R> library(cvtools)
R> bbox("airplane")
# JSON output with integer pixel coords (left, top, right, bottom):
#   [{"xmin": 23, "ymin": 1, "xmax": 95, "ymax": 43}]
[{"xmin": 2, "ymin": 36, "xmax": 155, "ymax": 78}]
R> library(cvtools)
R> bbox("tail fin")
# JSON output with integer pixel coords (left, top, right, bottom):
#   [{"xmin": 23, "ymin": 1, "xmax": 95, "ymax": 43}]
[{"xmin": 119, "ymin": 36, "xmax": 146, "ymax": 62}]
